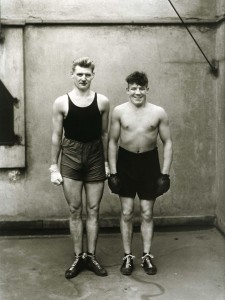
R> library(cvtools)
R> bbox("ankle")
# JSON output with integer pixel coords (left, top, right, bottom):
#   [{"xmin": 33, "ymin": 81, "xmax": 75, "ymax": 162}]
[{"xmin": 142, "ymin": 253, "xmax": 154, "ymax": 260}]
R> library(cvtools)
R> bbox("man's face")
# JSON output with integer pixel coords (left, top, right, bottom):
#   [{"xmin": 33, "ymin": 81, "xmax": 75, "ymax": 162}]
[
  {"xmin": 126, "ymin": 83, "xmax": 149, "ymax": 106},
  {"xmin": 72, "ymin": 66, "xmax": 94, "ymax": 90}
]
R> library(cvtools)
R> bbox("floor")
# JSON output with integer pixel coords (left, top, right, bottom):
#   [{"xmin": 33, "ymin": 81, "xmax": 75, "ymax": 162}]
[{"xmin": 0, "ymin": 227, "xmax": 224, "ymax": 300}]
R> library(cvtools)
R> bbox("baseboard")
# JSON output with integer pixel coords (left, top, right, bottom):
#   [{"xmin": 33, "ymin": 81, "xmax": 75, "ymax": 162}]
[
  {"xmin": 215, "ymin": 217, "xmax": 225, "ymax": 236},
  {"xmin": 0, "ymin": 215, "xmax": 216, "ymax": 236}
]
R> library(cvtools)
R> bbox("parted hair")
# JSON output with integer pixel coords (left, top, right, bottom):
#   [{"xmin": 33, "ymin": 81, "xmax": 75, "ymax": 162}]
[
  {"xmin": 71, "ymin": 57, "xmax": 95, "ymax": 74},
  {"xmin": 126, "ymin": 71, "xmax": 148, "ymax": 87}
]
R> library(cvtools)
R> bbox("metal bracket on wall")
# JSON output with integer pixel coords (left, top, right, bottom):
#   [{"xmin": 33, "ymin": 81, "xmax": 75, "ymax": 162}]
[
  {"xmin": 13, "ymin": 97, "xmax": 20, "ymax": 108},
  {"xmin": 167, "ymin": 0, "xmax": 219, "ymax": 77}
]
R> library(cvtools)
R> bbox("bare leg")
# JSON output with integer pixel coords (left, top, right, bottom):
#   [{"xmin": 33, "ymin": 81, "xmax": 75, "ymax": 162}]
[
  {"xmin": 84, "ymin": 181, "xmax": 104, "ymax": 254},
  {"xmin": 120, "ymin": 197, "xmax": 135, "ymax": 254},
  {"xmin": 140, "ymin": 199, "xmax": 155, "ymax": 253},
  {"xmin": 139, "ymin": 199, "xmax": 157, "ymax": 275},
  {"xmin": 63, "ymin": 177, "xmax": 83, "ymax": 255},
  {"xmin": 84, "ymin": 181, "xmax": 107, "ymax": 276}
]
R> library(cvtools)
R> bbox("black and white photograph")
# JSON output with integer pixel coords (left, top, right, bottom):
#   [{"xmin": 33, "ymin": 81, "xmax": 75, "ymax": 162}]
[{"xmin": 0, "ymin": 1, "xmax": 224, "ymax": 299}]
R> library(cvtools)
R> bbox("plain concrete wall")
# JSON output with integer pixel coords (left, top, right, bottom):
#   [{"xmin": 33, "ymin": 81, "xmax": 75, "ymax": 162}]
[
  {"xmin": 218, "ymin": 0, "xmax": 225, "ymax": 15},
  {"xmin": 0, "ymin": 0, "xmax": 224, "ymax": 229},
  {"xmin": 216, "ymin": 20, "xmax": 225, "ymax": 233},
  {"xmin": 1, "ymin": 0, "xmax": 219, "ymax": 23}
]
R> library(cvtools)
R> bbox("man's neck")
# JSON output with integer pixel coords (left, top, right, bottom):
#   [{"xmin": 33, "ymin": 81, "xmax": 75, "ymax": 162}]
[
  {"xmin": 129, "ymin": 99, "xmax": 147, "ymax": 109},
  {"xmin": 71, "ymin": 87, "xmax": 93, "ymax": 98}
]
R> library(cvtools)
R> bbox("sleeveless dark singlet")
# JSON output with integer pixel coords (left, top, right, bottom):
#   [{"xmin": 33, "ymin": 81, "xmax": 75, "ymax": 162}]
[{"xmin": 63, "ymin": 92, "xmax": 102, "ymax": 142}]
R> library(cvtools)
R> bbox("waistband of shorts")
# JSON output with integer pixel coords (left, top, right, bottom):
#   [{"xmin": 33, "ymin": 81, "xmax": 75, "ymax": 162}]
[
  {"xmin": 118, "ymin": 146, "xmax": 158, "ymax": 157},
  {"xmin": 63, "ymin": 137, "xmax": 101, "ymax": 146}
]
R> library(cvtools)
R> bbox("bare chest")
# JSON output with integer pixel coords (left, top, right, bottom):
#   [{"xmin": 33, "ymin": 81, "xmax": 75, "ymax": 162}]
[{"xmin": 121, "ymin": 113, "xmax": 159, "ymax": 133}]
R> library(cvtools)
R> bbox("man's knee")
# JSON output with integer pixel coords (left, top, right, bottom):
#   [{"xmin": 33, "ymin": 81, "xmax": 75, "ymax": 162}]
[
  {"xmin": 69, "ymin": 204, "xmax": 82, "ymax": 219},
  {"xmin": 87, "ymin": 204, "xmax": 99, "ymax": 219},
  {"xmin": 141, "ymin": 209, "xmax": 153, "ymax": 223},
  {"xmin": 121, "ymin": 210, "xmax": 133, "ymax": 223}
]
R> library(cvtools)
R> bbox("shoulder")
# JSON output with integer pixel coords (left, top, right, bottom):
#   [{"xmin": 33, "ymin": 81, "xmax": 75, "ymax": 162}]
[
  {"xmin": 54, "ymin": 94, "xmax": 68, "ymax": 105},
  {"xmin": 96, "ymin": 93, "xmax": 109, "ymax": 104},
  {"xmin": 113, "ymin": 102, "xmax": 128, "ymax": 113},
  {"xmin": 150, "ymin": 104, "xmax": 169, "ymax": 125},
  {"xmin": 149, "ymin": 103, "xmax": 168, "ymax": 118},
  {"xmin": 111, "ymin": 102, "xmax": 128, "ymax": 119},
  {"xmin": 53, "ymin": 94, "xmax": 68, "ymax": 113},
  {"xmin": 96, "ymin": 93, "xmax": 109, "ymax": 110}
]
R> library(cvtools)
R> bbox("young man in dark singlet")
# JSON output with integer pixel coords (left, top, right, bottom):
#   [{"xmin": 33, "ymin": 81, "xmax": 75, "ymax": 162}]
[
  {"xmin": 108, "ymin": 71, "xmax": 173, "ymax": 276},
  {"xmin": 50, "ymin": 57, "xmax": 110, "ymax": 278}
]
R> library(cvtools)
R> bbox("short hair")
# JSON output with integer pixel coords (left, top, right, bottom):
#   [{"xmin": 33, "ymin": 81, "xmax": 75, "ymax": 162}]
[
  {"xmin": 126, "ymin": 71, "xmax": 148, "ymax": 87},
  {"xmin": 71, "ymin": 57, "xmax": 95, "ymax": 74}
]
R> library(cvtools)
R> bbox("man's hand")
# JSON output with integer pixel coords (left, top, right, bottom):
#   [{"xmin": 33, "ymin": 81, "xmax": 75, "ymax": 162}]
[
  {"xmin": 108, "ymin": 173, "xmax": 121, "ymax": 194},
  {"xmin": 49, "ymin": 164, "xmax": 63, "ymax": 185},
  {"xmin": 155, "ymin": 174, "xmax": 170, "ymax": 197},
  {"xmin": 105, "ymin": 162, "xmax": 110, "ymax": 178}
]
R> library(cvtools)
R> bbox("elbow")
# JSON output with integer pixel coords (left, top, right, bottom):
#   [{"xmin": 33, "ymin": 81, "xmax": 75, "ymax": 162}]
[
  {"xmin": 101, "ymin": 131, "xmax": 108, "ymax": 141},
  {"xmin": 167, "ymin": 140, "xmax": 173, "ymax": 154},
  {"xmin": 52, "ymin": 132, "xmax": 62, "ymax": 145},
  {"xmin": 163, "ymin": 139, "xmax": 173, "ymax": 154},
  {"xmin": 164, "ymin": 138, "xmax": 172, "ymax": 147},
  {"xmin": 168, "ymin": 139, "xmax": 173, "ymax": 149},
  {"xmin": 102, "ymin": 131, "xmax": 108, "ymax": 137},
  {"xmin": 109, "ymin": 138, "xmax": 118, "ymax": 149}
]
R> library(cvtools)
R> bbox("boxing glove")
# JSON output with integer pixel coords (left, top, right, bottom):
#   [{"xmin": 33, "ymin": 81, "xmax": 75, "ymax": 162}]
[
  {"xmin": 108, "ymin": 173, "xmax": 121, "ymax": 194},
  {"xmin": 49, "ymin": 164, "xmax": 63, "ymax": 185},
  {"xmin": 155, "ymin": 174, "xmax": 170, "ymax": 197}
]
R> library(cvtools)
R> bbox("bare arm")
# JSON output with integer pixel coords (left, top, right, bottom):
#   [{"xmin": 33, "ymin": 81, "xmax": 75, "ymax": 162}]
[
  {"xmin": 158, "ymin": 109, "xmax": 173, "ymax": 174},
  {"xmin": 100, "ymin": 97, "xmax": 110, "ymax": 164},
  {"xmin": 51, "ymin": 98, "xmax": 64, "ymax": 165},
  {"xmin": 108, "ymin": 107, "xmax": 121, "ymax": 174}
]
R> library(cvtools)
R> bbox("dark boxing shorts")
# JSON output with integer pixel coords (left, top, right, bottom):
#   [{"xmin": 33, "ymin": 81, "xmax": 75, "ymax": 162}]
[
  {"xmin": 60, "ymin": 137, "xmax": 106, "ymax": 182},
  {"xmin": 117, "ymin": 147, "xmax": 161, "ymax": 200}
]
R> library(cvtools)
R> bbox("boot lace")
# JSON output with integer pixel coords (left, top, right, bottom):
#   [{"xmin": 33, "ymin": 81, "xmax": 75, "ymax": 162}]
[
  {"xmin": 123, "ymin": 254, "xmax": 135, "ymax": 268},
  {"xmin": 141, "ymin": 253, "xmax": 154, "ymax": 267},
  {"xmin": 88, "ymin": 254, "xmax": 103, "ymax": 270},
  {"xmin": 69, "ymin": 254, "xmax": 82, "ymax": 271}
]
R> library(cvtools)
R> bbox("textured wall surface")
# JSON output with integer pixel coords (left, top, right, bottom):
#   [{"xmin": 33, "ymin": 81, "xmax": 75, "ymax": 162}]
[
  {"xmin": 1, "ymin": 0, "xmax": 219, "ymax": 23},
  {"xmin": 216, "ymin": 21, "xmax": 225, "ymax": 232},
  {"xmin": 0, "ymin": 1, "xmax": 224, "ymax": 228}
]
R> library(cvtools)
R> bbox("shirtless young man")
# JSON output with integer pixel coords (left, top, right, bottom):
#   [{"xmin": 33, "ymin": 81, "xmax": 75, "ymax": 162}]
[
  {"xmin": 108, "ymin": 71, "xmax": 173, "ymax": 275},
  {"xmin": 50, "ymin": 57, "xmax": 110, "ymax": 278}
]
